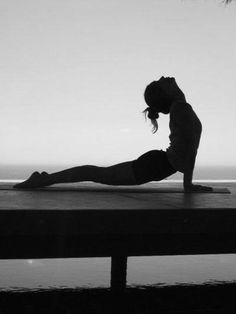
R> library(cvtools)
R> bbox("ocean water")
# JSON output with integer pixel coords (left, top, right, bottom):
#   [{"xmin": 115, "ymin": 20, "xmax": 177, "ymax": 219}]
[
  {"xmin": 0, "ymin": 164, "xmax": 236, "ymax": 292},
  {"xmin": 1, "ymin": 255, "xmax": 236, "ymax": 292}
]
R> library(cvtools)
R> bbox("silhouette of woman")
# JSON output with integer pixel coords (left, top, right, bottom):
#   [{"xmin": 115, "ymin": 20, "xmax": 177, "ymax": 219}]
[{"xmin": 14, "ymin": 76, "xmax": 212, "ymax": 192}]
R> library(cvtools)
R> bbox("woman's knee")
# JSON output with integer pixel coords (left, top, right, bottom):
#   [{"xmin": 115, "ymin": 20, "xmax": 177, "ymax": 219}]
[
  {"xmin": 82, "ymin": 162, "xmax": 137, "ymax": 185},
  {"xmin": 83, "ymin": 165, "xmax": 113, "ymax": 183}
]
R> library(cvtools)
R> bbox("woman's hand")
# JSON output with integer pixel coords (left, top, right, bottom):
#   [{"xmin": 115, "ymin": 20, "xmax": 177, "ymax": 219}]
[{"xmin": 184, "ymin": 184, "xmax": 213, "ymax": 193}]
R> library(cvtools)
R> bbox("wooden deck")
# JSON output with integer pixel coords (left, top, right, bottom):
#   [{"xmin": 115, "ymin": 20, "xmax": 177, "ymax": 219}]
[
  {"xmin": 0, "ymin": 181, "xmax": 233, "ymax": 210},
  {"xmin": 0, "ymin": 181, "xmax": 235, "ymax": 291},
  {"xmin": 0, "ymin": 181, "xmax": 235, "ymax": 257}
]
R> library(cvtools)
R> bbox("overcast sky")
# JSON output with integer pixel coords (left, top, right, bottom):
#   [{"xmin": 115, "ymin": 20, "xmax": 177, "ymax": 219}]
[{"xmin": 1, "ymin": 0, "xmax": 236, "ymax": 167}]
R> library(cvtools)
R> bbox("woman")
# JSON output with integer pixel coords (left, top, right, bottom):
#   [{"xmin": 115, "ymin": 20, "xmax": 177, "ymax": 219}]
[{"xmin": 14, "ymin": 76, "xmax": 212, "ymax": 192}]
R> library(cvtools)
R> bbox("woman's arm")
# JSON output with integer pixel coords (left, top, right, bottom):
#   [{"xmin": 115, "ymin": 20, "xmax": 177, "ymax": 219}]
[
  {"xmin": 173, "ymin": 103, "xmax": 212, "ymax": 193},
  {"xmin": 183, "ymin": 145, "xmax": 212, "ymax": 192},
  {"xmin": 183, "ymin": 144, "xmax": 212, "ymax": 192},
  {"xmin": 183, "ymin": 144, "xmax": 197, "ymax": 188}
]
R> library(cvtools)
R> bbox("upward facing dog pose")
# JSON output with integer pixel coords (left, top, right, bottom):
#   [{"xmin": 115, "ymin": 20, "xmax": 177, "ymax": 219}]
[{"xmin": 14, "ymin": 76, "xmax": 212, "ymax": 193}]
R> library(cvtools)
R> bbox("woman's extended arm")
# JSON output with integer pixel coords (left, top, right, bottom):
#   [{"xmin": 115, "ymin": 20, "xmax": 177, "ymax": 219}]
[
  {"xmin": 183, "ymin": 145, "xmax": 212, "ymax": 192},
  {"xmin": 183, "ymin": 144, "xmax": 197, "ymax": 188},
  {"xmin": 174, "ymin": 103, "xmax": 213, "ymax": 193}
]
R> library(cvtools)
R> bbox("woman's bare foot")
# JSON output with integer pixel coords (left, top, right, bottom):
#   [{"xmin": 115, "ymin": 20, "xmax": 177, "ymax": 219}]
[{"xmin": 13, "ymin": 171, "xmax": 50, "ymax": 189}]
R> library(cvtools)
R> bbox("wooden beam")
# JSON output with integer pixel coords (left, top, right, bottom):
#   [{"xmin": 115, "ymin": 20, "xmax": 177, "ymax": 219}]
[{"xmin": 110, "ymin": 256, "xmax": 128, "ymax": 292}]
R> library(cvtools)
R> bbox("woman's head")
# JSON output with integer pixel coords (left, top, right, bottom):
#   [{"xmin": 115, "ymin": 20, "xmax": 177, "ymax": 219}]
[{"xmin": 143, "ymin": 76, "xmax": 185, "ymax": 133}]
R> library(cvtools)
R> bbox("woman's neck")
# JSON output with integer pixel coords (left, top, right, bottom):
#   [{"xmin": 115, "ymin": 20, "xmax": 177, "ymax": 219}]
[
  {"xmin": 172, "ymin": 89, "xmax": 186, "ymax": 103},
  {"xmin": 174, "ymin": 95, "xmax": 186, "ymax": 102},
  {"xmin": 170, "ymin": 94, "xmax": 187, "ymax": 112}
]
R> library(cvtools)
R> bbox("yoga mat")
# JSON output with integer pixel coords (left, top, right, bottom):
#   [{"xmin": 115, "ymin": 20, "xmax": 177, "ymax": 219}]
[{"xmin": 0, "ymin": 184, "xmax": 230, "ymax": 194}]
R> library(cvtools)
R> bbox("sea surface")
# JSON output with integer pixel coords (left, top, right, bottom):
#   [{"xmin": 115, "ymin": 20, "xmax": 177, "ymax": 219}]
[{"xmin": 0, "ymin": 164, "xmax": 236, "ymax": 292}]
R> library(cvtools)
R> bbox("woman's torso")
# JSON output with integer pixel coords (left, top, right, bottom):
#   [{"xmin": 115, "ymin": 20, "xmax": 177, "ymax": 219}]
[{"xmin": 166, "ymin": 101, "xmax": 202, "ymax": 172}]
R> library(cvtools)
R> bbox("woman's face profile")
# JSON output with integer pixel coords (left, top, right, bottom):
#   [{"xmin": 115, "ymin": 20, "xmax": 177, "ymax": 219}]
[
  {"xmin": 159, "ymin": 76, "xmax": 176, "ymax": 88},
  {"xmin": 161, "ymin": 76, "xmax": 184, "ymax": 96},
  {"xmin": 157, "ymin": 76, "xmax": 184, "ymax": 110},
  {"xmin": 153, "ymin": 77, "xmax": 175, "ymax": 114},
  {"xmin": 146, "ymin": 76, "xmax": 181, "ymax": 114}
]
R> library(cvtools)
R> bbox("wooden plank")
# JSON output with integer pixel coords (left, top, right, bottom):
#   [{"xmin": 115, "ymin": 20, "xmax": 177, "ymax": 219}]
[
  {"xmin": 0, "ymin": 207, "xmax": 236, "ymax": 259},
  {"xmin": 0, "ymin": 184, "xmax": 230, "ymax": 194},
  {"xmin": 110, "ymin": 256, "xmax": 127, "ymax": 292},
  {"xmin": 0, "ymin": 233, "xmax": 236, "ymax": 259},
  {"xmin": 1, "ymin": 208, "xmax": 236, "ymax": 236},
  {"xmin": 0, "ymin": 183, "xmax": 234, "ymax": 210}
]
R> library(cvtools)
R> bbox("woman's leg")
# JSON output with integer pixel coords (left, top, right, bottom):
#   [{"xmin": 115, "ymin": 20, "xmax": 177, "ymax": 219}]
[{"xmin": 14, "ymin": 161, "xmax": 138, "ymax": 188}]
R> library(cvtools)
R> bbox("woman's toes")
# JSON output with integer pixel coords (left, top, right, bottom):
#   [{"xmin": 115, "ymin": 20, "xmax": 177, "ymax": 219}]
[
  {"xmin": 30, "ymin": 171, "xmax": 41, "ymax": 179},
  {"xmin": 41, "ymin": 171, "xmax": 49, "ymax": 176},
  {"xmin": 13, "ymin": 171, "xmax": 44, "ymax": 189}
]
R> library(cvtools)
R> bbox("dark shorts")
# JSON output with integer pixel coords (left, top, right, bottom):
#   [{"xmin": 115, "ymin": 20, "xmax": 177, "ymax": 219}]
[{"xmin": 132, "ymin": 150, "xmax": 177, "ymax": 184}]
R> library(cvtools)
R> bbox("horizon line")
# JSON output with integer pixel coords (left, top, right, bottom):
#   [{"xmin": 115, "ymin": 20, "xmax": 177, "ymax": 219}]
[{"xmin": 1, "ymin": 179, "xmax": 236, "ymax": 183}]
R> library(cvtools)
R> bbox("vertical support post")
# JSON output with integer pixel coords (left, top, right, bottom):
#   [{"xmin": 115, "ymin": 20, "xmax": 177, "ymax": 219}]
[{"xmin": 110, "ymin": 255, "xmax": 128, "ymax": 292}]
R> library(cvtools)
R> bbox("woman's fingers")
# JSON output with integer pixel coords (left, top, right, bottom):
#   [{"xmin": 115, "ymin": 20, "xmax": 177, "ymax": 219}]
[
  {"xmin": 199, "ymin": 185, "xmax": 213, "ymax": 191},
  {"xmin": 184, "ymin": 184, "xmax": 213, "ymax": 193}
]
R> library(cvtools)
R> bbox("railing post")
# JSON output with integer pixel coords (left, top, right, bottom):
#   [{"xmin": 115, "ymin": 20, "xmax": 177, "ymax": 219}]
[{"xmin": 110, "ymin": 255, "xmax": 128, "ymax": 292}]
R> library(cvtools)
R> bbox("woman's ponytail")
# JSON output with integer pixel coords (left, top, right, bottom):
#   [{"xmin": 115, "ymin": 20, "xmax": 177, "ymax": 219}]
[
  {"xmin": 143, "ymin": 107, "xmax": 159, "ymax": 133},
  {"xmin": 143, "ymin": 81, "xmax": 161, "ymax": 133}
]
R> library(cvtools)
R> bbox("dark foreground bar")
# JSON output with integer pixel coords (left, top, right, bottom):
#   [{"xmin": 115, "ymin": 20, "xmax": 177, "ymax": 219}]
[
  {"xmin": 2, "ymin": 284, "xmax": 236, "ymax": 314},
  {"xmin": 0, "ymin": 181, "xmax": 236, "ymax": 292}
]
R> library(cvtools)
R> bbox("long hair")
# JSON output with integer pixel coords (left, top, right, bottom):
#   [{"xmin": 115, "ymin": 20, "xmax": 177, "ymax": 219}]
[
  {"xmin": 143, "ymin": 81, "xmax": 164, "ymax": 133},
  {"xmin": 143, "ymin": 77, "xmax": 186, "ymax": 133},
  {"xmin": 143, "ymin": 107, "xmax": 159, "ymax": 133}
]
